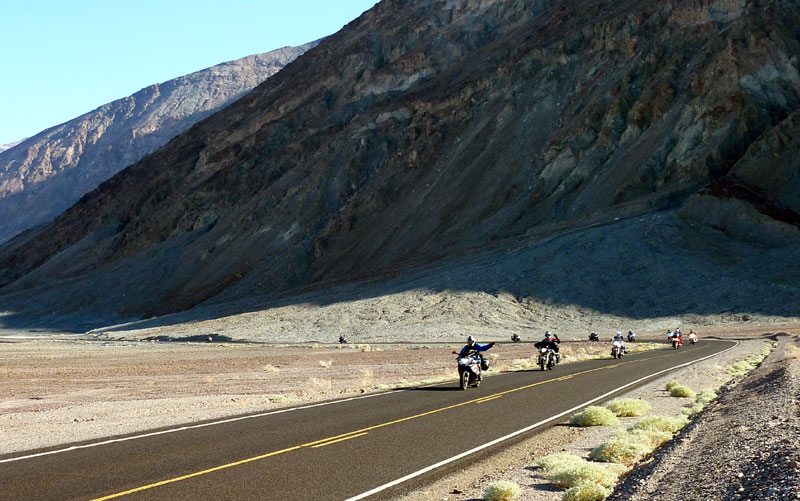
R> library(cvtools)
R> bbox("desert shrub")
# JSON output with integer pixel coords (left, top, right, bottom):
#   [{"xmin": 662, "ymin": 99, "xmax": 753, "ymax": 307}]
[
  {"xmin": 563, "ymin": 481, "xmax": 612, "ymax": 501},
  {"xmin": 684, "ymin": 387, "xmax": 718, "ymax": 415},
  {"xmin": 696, "ymin": 388, "xmax": 717, "ymax": 404},
  {"xmin": 318, "ymin": 360, "xmax": 333, "ymax": 368},
  {"xmin": 664, "ymin": 380, "xmax": 681, "ymax": 391},
  {"xmin": 588, "ymin": 430, "xmax": 653, "ymax": 465},
  {"xmin": 631, "ymin": 415, "xmax": 689, "ymax": 434},
  {"xmin": 726, "ymin": 360, "xmax": 755, "ymax": 376},
  {"xmin": 668, "ymin": 384, "xmax": 696, "ymax": 398},
  {"xmin": 548, "ymin": 461, "xmax": 624, "ymax": 489},
  {"xmin": 570, "ymin": 406, "xmax": 620, "ymax": 427},
  {"xmin": 308, "ymin": 377, "xmax": 332, "ymax": 394},
  {"xmin": 606, "ymin": 398, "xmax": 651, "ymax": 417},
  {"xmin": 626, "ymin": 428, "xmax": 672, "ymax": 448},
  {"xmin": 538, "ymin": 453, "xmax": 586, "ymax": 473},
  {"xmin": 483, "ymin": 480, "xmax": 522, "ymax": 501},
  {"xmin": 262, "ymin": 365, "xmax": 280, "ymax": 373}
]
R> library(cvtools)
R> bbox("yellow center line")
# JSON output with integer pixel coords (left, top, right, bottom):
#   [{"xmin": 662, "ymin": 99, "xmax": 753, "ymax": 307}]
[
  {"xmin": 311, "ymin": 432, "xmax": 369, "ymax": 448},
  {"xmin": 90, "ymin": 350, "xmax": 675, "ymax": 500}
]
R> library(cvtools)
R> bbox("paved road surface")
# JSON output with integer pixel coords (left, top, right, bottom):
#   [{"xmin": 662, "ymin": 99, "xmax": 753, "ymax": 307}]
[{"xmin": 0, "ymin": 340, "xmax": 733, "ymax": 500}]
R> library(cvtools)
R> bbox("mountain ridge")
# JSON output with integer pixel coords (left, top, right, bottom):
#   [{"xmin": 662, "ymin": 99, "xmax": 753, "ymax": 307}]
[
  {"xmin": 1, "ymin": 0, "xmax": 798, "ymax": 329},
  {"xmin": 0, "ymin": 42, "xmax": 317, "ymax": 244}
]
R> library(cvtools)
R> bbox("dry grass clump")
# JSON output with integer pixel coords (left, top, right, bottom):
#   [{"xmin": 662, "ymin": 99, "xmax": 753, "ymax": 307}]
[
  {"xmin": 725, "ymin": 359, "xmax": 756, "ymax": 376},
  {"xmin": 483, "ymin": 480, "xmax": 522, "ymax": 501},
  {"xmin": 569, "ymin": 406, "xmax": 620, "ymax": 427},
  {"xmin": 683, "ymin": 388, "xmax": 718, "ymax": 415},
  {"xmin": 538, "ymin": 452, "xmax": 624, "ymax": 490},
  {"xmin": 727, "ymin": 342, "xmax": 777, "ymax": 376},
  {"xmin": 548, "ymin": 460, "xmax": 624, "ymax": 489},
  {"xmin": 626, "ymin": 428, "xmax": 672, "ymax": 448},
  {"xmin": 318, "ymin": 360, "xmax": 333, "ymax": 368},
  {"xmin": 631, "ymin": 414, "xmax": 689, "ymax": 434},
  {"xmin": 606, "ymin": 398, "xmax": 651, "ymax": 417},
  {"xmin": 538, "ymin": 453, "xmax": 586, "ymax": 472},
  {"xmin": 563, "ymin": 481, "xmax": 613, "ymax": 501},
  {"xmin": 668, "ymin": 384, "xmax": 696, "ymax": 398},
  {"xmin": 588, "ymin": 430, "xmax": 654, "ymax": 465},
  {"xmin": 308, "ymin": 377, "xmax": 333, "ymax": 394}
]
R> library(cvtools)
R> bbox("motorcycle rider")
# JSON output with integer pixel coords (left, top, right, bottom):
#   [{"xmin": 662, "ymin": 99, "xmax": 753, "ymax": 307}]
[
  {"xmin": 589, "ymin": 331, "xmax": 599, "ymax": 341},
  {"xmin": 534, "ymin": 331, "xmax": 561, "ymax": 363},
  {"xmin": 458, "ymin": 336, "xmax": 495, "ymax": 368},
  {"xmin": 612, "ymin": 331, "xmax": 627, "ymax": 355},
  {"xmin": 627, "ymin": 330, "xmax": 636, "ymax": 342}
]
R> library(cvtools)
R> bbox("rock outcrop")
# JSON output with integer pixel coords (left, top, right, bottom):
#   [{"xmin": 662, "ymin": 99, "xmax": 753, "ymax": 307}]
[
  {"xmin": 0, "ymin": 43, "xmax": 316, "ymax": 243},
  {"xmin": 1, "ymin": 0, "xmax": 798, "ymax": 326}
]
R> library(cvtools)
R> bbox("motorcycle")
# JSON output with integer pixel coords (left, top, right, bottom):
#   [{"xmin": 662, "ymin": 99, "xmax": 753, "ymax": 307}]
[
  {"xmin": 688, "ymin": 332, "xmax": 697, "ymax": 345},
  {"xmin": 671, "ymin": 336, "xmax": 683, "ymax": 349},
  {"xmin": 611, "ymin": 340, "xmax": 626, "ymax": 359},
  {"xmin": 511, "ymin": 333, "xmax": 520, "ymax": 343},
  {"xmin": 537, "ymin": 346, "xmax": 557, "ymax": 370},
  {"xmin": 627, "ymin": 332, "xmax": 636, "ymax": 342},
  {"xmin": 455, "ymin": 350, "xmax": 486, "ymax": 390},
  {"xmin": 589, "ymin": 332, "xmax": 600, "ymax": 342}
]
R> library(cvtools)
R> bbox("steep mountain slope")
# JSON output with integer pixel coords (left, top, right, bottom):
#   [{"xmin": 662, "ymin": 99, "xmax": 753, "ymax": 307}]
[
  {"xmin": 0, "ymin": 140, "xmax": 25, "ymax": 154},
  {"xmin": 0, "ymin": 43, "xmax": 316, "ymax": 243},
  {"xmin": 1, "ymin": 0, "xmax": 799, "ymax": 328}
]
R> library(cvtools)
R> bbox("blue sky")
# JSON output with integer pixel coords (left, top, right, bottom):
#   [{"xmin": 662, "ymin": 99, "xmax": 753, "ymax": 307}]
[{"xmin": 0, "ymin": 0, "xmax": 379, "ymax": 146}]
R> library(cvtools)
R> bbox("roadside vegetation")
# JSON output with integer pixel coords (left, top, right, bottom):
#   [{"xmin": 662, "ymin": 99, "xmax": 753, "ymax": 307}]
[
  {"xmin": 483, "ymin": 480, "xmax": 523, "ymax": 500},
  {"xmin": 488, "ymin": 340, "xmax": 780, "ymax": 501}
]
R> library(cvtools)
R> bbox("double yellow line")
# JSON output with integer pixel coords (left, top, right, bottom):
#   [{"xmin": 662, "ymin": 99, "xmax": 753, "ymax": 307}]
[{"xmin": 91, "ymin": 353, "xmax": 666, "ymax": 500}]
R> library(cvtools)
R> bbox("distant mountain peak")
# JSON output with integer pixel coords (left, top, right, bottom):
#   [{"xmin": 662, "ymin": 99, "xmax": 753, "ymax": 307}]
[{"xmin": 0, "ymin": 41, "xmax": 317, "ymax": 244}]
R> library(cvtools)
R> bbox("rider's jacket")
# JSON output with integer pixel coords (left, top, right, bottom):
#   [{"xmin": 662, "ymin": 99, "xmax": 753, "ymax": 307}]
[
  {"xmin": 459, "ymin": 342, "xmax": 492, "ymax": 358},
  {"xmin": 534, "ymin": 339, "xmax": 560, "ymax": 351}
]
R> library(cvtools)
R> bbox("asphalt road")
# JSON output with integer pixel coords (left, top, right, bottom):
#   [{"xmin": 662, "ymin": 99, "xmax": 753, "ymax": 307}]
[{"xmin": 0, "ymin": 340, "xmax": 734, "ymax": 500}]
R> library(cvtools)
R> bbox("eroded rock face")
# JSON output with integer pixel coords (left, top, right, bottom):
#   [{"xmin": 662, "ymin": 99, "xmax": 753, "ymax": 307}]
[
  {"xmin": 0, "ymin": 43, "xmax": 316, "ymax": 243},
  {"xmin": 1, "ymin": 0, "xmax": 799, "ymax": 320}
]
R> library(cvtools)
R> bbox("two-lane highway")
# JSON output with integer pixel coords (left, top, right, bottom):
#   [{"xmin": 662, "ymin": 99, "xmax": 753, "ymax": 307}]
[{"xmin": 0, "ymin": 340, "xmax": 734, "ymax": 500}]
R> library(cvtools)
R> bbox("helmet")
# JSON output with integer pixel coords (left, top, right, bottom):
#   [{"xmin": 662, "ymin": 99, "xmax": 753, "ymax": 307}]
[
  {"xmin": 628, "ymin": 330, "xmax": 633, "ymax": 334},
  {"xmin": 545, "ymin": 331, "xmax": 553, "ymax": 338},
  {"xmin": 617, "ymin": 331, "xmax": 622, "ymax": 335},
  {"xmin": 466, "ymin": 335, "xmax": 475, "ymax": 345}
]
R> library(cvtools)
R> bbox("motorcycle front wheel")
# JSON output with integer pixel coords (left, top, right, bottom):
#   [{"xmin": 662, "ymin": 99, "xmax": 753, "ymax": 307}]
[{"xmin": 460, "ymin": 370, "xmax": 469, "ymax": 390}]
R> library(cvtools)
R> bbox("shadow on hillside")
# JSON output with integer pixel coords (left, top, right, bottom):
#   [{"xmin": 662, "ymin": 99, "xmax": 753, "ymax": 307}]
[{"xmin": 1, "ymin": 213, "xmax": 799, "ymax": 335}]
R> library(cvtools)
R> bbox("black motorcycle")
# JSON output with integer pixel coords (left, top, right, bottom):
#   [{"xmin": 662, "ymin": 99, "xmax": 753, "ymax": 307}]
[{"xmin": 537, "ymin": 346, "xmax": 557, "ymax": 370}]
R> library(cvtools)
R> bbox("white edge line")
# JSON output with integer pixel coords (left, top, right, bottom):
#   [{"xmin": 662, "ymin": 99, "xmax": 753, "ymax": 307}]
[
  {"xmin": 345, "ymin": 340, "xmax": 739, "ymax": 501},
  {"xmin": 0, "ymin": 388, "xmax": 406, "ymax": 464},
  {"xmin": 0, "ymin": 340, "xmax": 735, "ymax": 466}
]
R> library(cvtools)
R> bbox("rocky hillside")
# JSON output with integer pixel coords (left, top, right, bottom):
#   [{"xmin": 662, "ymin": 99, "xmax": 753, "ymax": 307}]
[
  {"xmin": 0, "ymin": 43, "xmax": 316, "ymax": 243},
  {"xmin": 0, "ymin": 140, "xmax": 25, "ymax": 154},
  {"xmin": 1, "ymin": 0, "xmax": 799, "ymax": 329}
]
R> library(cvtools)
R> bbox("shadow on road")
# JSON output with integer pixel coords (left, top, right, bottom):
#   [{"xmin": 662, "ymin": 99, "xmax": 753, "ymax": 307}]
[{"xmin": 409, "ymin": 386, "xmax": 463, "ymax": 392}]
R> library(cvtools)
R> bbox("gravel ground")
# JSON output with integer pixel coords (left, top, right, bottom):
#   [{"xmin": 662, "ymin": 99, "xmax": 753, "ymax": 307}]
[{"xmin": 611, "ymin": 337, "xmax": 800, "ymax": 501}]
